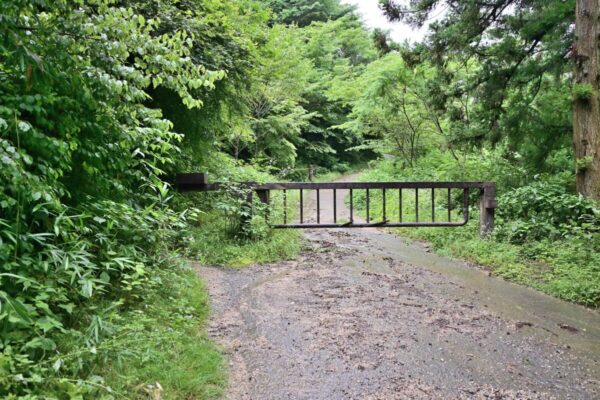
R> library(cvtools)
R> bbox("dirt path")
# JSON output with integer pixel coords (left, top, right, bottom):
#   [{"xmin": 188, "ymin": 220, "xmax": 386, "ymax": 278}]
[{"xmin": 197, "ymin": 176, "xmax": 600, "ymax": 399}]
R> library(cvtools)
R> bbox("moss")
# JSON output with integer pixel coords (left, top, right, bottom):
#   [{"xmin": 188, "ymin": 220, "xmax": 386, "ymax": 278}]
[
  {"xmin": 572, "ymin": 83, "xmax": 594, "ymax": 101},
  {"xmin": 576, "ymin": 155, "xmax": 593, "ymax": 174}
]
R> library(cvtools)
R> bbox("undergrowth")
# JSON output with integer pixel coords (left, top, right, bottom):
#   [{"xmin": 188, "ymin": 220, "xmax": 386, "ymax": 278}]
[
  {"xmin": 101, "ymin": 267, "xmax": 225, "ymax": 399},
  {"xmin": 181, "ymin": 159, "xmax": 303, "ymax": 268},
  {"xmin": 189, "ymin": 211, "xmax": 301, "ymax": 267}
]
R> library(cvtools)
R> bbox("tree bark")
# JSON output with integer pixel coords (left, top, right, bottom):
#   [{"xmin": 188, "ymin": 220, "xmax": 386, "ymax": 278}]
[{"xmin": 573, "ymin": 0, "xmax": 600, "ymax": 200}]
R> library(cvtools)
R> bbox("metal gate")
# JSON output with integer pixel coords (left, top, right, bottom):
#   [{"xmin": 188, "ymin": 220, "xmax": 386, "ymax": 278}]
[{"xmin": 175, "ymin": 173, "xmax": 497, "ymax": 237}]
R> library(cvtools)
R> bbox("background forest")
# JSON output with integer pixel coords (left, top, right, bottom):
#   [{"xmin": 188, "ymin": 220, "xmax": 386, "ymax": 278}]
[{"xmin": 1, "ymin": 0, "xmax": 599, "ymax": 398}]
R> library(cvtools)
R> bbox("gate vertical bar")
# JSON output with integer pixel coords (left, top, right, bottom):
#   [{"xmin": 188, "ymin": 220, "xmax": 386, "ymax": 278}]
[
  {"xmin": 399, "ymin": 188, "xmax": 403, "ymax": 222},
  {"xmin": 447, "ymin": 188, "xmax": 451, "ymax": 222},
  {"xmin": 283, "ymin": 189, "xmax": 287, "ymax": 224},
  {"xmin": 333, "ymin": 188, "xmax": 337, "ymax": 223},
  {"xmin": 350, "ymin": 188, "xmax": 354, "ymax": 223},
  {"xmin": 431, "ymin": 188, "xmax": 435, "ymax": 222},
  {"xmin": 382, "ymin": 188, "xmax": 386, "ymax": 222},
  {"xmin": 366, "ymin": 188, "xmax": 370, "ymax": 223},
  {"xmin": 415, "ymin": 189, "xmax": 419, "ymax": 222},
  {"xmin": 300, "ymin": 189, "xmax": 303, "ymax": 223},
  {"xmin": 463, "ymin": 188, "xmax": 469, "ymax": 223},
  {"xmin": 316, "ymin": 189, "xmax": 320, "ymax": 224}
]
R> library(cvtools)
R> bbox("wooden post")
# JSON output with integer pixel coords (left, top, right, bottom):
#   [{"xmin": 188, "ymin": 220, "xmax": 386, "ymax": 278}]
[
  {"xmin": 308, "ymin": 165, "xmax": 314, "ymax": 181},
  {"xmin": 174, "ymin": 172, "xmax": 208, "ymax": 192},
  {"xmin": 479, "ymin": 183, "xmax": 497, "ymax": 237},
  {"xmin": 255, "ymin": 189, "xmax": 270, "ymax": 222}
]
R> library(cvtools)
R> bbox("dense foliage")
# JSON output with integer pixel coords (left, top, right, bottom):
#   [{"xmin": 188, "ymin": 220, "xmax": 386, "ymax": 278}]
[
  {"xmin": 0, "ymin": 0, "xmax": 226, "ymax": 396},
  {"xmin": 381, "ymin": 0, "xmax": 575, "ymax": 167},
  {"xmin": 263, "ymin": 0, "xmax": 354, "ymax": 27},
  {"xmin": 0, "ymin": 0, "xmax": 382, "ymax": 396},
  {"xmin": 495, "ymin": 178, "xmax": 600, "ymax": 243}
]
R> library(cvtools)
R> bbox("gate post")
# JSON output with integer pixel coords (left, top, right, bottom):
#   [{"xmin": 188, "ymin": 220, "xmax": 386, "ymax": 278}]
[
  {"xmin": 174, "ymin": 172, "xmax": 208, "ymax": 192},
  {"xmin": 479, "ymin": 183, "xmax": 497, "ymax": 237},
  {"xmin": 255, "ymin": 189, "xmax": 269, "ymax": 205},
  {"xmin": 241, "ymin": 190, "xmax": 253, "ymax": 228},
  {"xmin": 255, "ymin": 189, "xmax": 270, "ymax": 221}
]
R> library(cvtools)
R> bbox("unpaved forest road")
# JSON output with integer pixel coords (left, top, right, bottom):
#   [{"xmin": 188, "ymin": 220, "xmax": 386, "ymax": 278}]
[{"xmin": 197, "ymin": 176, "xmax": 600, "ymax": 399}]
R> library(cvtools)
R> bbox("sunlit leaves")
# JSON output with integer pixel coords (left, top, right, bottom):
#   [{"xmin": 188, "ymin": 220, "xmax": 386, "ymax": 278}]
[{"xmin": 339, "ymin": 53, "xmax": 439, "ymax": 166}]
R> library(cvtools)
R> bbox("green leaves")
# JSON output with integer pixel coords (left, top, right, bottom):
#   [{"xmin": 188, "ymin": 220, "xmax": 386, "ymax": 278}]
[
  {"xmin": 382, "ymin": 0, "xmax": 575, "ymax": 167},
  {"xmin": 496, "ymin": 178, "xmax": 600, "ymax": 243},
  {"xmin": 0, "ymin": 0, "xmax": 226, "ymax": 396},
  {"xmin": 0, "ymin": 292, "xmax": 34, "ymax": 326},
  {"xmin": 264, "ymin": 0, "xmax": 354, "ymax": 27}
]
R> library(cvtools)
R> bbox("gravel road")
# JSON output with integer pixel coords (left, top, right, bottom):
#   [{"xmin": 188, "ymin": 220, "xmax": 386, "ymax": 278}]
[{"xmin": 197, "ymin": 177, "xmax": 600, "ymax": 399}]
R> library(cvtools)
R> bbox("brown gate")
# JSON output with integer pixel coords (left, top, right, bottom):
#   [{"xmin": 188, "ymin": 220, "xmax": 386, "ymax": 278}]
[{"xmin": 175, "ymin": 173, "xmax": 497, "ymax": 237}]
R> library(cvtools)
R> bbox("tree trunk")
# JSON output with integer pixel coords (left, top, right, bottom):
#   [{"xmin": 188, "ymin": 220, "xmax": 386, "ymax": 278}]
[{"xmin": 573, "ymin": 0, "xmax": 600, "ymax": 200}]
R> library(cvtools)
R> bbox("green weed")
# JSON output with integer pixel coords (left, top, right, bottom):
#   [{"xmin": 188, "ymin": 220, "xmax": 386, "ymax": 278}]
[
  {"xmin": 189, "ymin": 211, "xmax": 301, "ymax": 268},
  {"xmin": 101, "ymin": 267, "xmax": 225, "ymax": 399}
]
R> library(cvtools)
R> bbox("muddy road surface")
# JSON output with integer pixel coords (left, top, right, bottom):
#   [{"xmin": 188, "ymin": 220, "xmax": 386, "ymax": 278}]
[{"xmin": 197, "ymin": 176, "xmax": 600, "ymax": 399}]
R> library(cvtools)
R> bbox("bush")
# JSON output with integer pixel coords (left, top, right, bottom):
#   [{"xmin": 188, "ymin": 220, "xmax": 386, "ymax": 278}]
[
  {"xmin": 496, "ymin": 179, "xmax": 600, "ymax": 243},
  {"xmin": 0, "ymin": 198, "xmax": 192, "ymax": 397}
]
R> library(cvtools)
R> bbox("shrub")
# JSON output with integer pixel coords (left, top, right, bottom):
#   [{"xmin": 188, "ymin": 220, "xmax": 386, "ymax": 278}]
[{"xmin": 496, "ymin": 179, "xmax": 600, "ymax": 243}]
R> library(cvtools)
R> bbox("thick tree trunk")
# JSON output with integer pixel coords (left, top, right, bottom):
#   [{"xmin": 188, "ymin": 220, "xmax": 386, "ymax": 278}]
[{"xmin": 573, "ymin": 0, "xmax": 600, "ymax": 200}]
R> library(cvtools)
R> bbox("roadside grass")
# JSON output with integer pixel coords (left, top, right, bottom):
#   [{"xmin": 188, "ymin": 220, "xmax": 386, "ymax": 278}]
[
  {"xmin": 190, "ymin": 221, "xmax": 302, "ymax": 267},
  {"xmin": 101, "ymin": 267, "xmax": 225, "ymax": 399},
  {"xmin": 390, "ymin": 223, "xmax": 600, "ymax": 306},
  {"xmin": 189, "ymin": 207, "xmax": 302, "ymax": 268}
]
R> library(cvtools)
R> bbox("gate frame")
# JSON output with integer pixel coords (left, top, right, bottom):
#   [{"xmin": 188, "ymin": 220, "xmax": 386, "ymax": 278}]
[{"xmin": 175, "ymin": 173, "xmax": 497, "ymax": 237}]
